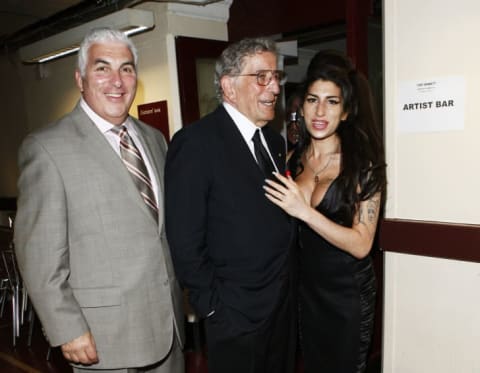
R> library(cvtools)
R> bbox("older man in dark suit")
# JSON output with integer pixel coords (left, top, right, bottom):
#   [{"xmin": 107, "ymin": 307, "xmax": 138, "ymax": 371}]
[{"xmin": 165, "ymin": 38, "xmax": 296, "ymax": 373}]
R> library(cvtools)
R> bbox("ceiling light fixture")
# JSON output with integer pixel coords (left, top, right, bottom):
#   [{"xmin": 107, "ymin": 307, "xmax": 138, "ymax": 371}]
[{"xmin": 19, "ymin": 8, "xmax": 155, "ymax": 64}]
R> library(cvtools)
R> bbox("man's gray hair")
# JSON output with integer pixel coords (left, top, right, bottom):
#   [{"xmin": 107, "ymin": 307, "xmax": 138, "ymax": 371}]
[
  {"xmin": 214, "ymin": 37, "xmax": 278, "ymax": 101},
  {"xmin": 77, "ymin": 27, "xmax": 138, "ymax": 77}
]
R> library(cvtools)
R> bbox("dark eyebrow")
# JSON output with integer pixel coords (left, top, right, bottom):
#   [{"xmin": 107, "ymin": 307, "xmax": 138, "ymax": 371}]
[
  {"xmin": 121, "ymin": 61, "xmax": 136, "ymax": 70},
  {"xmin": 93, "ymin": 58, "xmax": 110, "ymax": 65},
  {"xmin": 306, "ymin": 92, "xmax": 341, "ymax": 100},
  {"xmin": 92, "ymin": 59, "xmax": 136, "ymax": 70}
]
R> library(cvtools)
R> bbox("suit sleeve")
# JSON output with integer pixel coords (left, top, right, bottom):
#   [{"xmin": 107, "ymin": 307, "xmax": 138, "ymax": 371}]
[
  {"xmin": 165, "ymin": 129, "xmax": 218, "ymax": 318},
  {"xmin": 14, "ymin": 135, "xmax": 89, "ymax": 346}
]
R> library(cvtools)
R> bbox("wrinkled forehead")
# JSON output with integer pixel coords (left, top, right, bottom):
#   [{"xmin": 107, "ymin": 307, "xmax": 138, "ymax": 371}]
[{"xmin": 240, "ymin": 51, "xmax": 277, "ymax": 72}]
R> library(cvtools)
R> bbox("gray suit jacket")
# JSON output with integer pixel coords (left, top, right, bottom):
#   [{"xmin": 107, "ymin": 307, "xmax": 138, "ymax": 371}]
[{"xmin": 14, "ymin": 103, "xmax": 184, "ymax": 369}]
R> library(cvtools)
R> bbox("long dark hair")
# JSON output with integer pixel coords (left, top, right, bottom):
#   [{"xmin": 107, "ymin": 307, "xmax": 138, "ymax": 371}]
[{"xmin": 292, "ymin": 51, "xmax": 386, "ymax": 225}]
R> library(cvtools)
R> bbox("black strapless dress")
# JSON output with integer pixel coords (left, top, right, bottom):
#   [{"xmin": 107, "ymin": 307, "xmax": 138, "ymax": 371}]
[{"xmin": 298, "ymin": 180, "xmax": 376, "ymax": 373}]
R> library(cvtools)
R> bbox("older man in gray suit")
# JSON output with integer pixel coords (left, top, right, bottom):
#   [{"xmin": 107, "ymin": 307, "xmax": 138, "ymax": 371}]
[{"xmin": 14, "ymin": 28, "xmax": 184, "ymax": 373}]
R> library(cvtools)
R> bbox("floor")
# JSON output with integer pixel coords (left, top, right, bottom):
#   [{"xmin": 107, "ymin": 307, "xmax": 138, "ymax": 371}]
[{"xmin": 0, "ymin": 312, "xmax": 71, "ymax": 372}]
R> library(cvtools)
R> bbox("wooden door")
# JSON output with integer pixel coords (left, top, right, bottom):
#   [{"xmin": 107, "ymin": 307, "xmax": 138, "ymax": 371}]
[{"xmin": 175, "ymin": 36, "xmax": 228, "ymax": 126}]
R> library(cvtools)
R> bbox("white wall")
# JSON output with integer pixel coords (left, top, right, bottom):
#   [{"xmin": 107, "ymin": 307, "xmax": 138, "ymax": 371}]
[
  {"xmin": 0, "ymin": 1, "xmax": 230, "ymax": 197},
  {"xmin": 383, "ymin": 0, "xmax": 480, "ymax": 371},
  {"xmin": 383, "ymin": 253, "xmax": 480, "ymax": 373}
]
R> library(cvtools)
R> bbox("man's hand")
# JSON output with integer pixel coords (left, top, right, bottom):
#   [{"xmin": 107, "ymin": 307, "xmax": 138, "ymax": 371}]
[{"xmin": 61, "ymin": 331, "xmax": 99, "ymax": 365}]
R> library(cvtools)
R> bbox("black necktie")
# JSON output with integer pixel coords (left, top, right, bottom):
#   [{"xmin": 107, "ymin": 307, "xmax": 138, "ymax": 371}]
[
  {"xmin": 252, "ymin": 129, "xmax": 275, "ymax": 177},
  {"xmin": 111, "ymin": 126, "xmax": 158, "ymax": 222}
]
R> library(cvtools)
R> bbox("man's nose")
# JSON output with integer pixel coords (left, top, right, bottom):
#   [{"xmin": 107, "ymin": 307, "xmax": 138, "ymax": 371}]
[
  {"xmin": 111, "ymin": 71, "xmax": 122, "ymax": 88},
  {"xmin": 267, "ymin": 78, "xmax": 280, "ymax": 94}
]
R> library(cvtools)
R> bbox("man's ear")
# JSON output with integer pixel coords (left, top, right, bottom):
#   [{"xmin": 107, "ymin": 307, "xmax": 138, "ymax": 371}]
[
  {"xmin": 74, "ymin": 70, "xmax": 84, "ymax": 92},
  {"xmin": 221, "ymin": 76, "xmax": 236, "ymax": 103}
]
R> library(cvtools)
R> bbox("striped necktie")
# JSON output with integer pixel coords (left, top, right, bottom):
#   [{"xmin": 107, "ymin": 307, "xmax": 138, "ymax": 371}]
[{"xmin": 111, "ymin": 125, "xmax": 158, "ymax": 222}]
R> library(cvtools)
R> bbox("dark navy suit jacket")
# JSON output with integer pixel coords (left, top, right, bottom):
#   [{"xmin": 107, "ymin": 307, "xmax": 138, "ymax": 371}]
[{"xmin": 165, "ymin": 105, "xmax": 295, "ymax": 338}]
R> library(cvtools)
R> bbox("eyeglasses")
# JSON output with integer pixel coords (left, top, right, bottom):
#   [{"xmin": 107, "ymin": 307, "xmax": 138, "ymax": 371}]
[{"xmin": 232, "ymin": 70, "xmax": 288, "ymax": 86}]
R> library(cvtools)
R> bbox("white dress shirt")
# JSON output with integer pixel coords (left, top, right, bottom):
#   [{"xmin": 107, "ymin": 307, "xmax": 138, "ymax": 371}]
[{"xmin": 223, "ymin": 102, "xmax": 279, "ymax": 172}]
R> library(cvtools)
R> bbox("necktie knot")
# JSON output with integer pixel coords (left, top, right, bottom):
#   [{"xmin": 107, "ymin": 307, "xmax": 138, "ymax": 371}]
[{"xmin": 110, "ymin": 125, "xmax": 126, "ymax": 137}]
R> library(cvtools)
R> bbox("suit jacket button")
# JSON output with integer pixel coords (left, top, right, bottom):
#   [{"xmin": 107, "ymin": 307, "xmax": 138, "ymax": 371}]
[{"xmin": 163, "ymin": 279, "xmax": 169, "ymax": 286}]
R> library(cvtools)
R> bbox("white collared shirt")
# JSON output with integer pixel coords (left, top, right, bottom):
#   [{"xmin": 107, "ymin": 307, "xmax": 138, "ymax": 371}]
[
  {"xmin": 223, "ymin": 102, "xmax": 279, "ymax": 172},
  {"xmin": 79, "ymin": 98, "xmax": 159, "ymax": 204}
]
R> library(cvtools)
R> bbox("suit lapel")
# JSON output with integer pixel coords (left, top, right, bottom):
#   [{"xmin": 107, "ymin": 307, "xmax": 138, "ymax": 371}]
[
  {"xmin": 70, "ymin": 104, "xmax": 157, "ymax": 225},
  {"xmin": 216, "ymin": 107, "xmax": 266, "ymax": 183},
  {"xmin": 216, "ymin": 106, "xmax": 286, "ymax": 180}
]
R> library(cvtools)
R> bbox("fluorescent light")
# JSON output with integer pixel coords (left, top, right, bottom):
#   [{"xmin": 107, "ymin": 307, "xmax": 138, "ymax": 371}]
[
  {"xmin": 36, "ymin": 47, "xmax": 80, "ymax": 63},
  {"xmin": 19, "ymin": 8, "xmax": 155, "ymax": 64}
]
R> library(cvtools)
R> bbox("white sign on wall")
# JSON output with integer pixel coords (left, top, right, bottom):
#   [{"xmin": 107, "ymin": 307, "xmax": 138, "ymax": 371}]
[{"xmin": 397, "ymin": 76, "xmax": 465, "ymax": 133}]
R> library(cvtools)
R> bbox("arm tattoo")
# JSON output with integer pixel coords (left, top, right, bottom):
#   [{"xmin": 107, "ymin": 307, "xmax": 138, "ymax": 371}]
[
  {"xmin": 367, "ymin": 196, "xmax": 380, "ymax": 223},
  {"xmin": 357, "ymin": 205, "xmax": 364, "ymax": 225},
  {"xmin": 357, "ymin": 196, "xmax": 380, "ymax": 226}
]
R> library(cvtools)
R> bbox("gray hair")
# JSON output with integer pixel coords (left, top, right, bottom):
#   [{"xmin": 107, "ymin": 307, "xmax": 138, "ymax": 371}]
[
  {"xmin": 77, "ymin": 27, "xmax": 138, "ymax": 77},
  {"xmin": 214, "ymin": 37, "xmax": 278, "ymax": 101}
]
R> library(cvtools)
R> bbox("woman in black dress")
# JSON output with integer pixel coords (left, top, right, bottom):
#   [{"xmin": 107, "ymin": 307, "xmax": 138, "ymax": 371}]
[{"xmin": 264, "ymin": 52, "xmax": 386, "ymax": 373}]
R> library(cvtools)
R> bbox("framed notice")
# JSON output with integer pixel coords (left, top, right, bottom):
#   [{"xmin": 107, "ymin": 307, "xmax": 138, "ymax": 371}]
[
  {"xmin": 137, "ymin": 100, "xmax": 170, "ymax": 142},
  {"xmin": 397, "ymin": 76, "xmax": 465, "ymax": 133}
]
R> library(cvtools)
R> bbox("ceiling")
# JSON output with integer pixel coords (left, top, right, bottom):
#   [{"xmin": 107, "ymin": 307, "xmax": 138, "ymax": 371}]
[
  {"xmin": 0, "ymin": 0, "xmax": 81, "ymax": 40},
  {"xmin": 0, "ymin": 1, "xmax": 378, "ymax": 59},
  {"xmin": 0, "ymin": 0, "xmax": 225, "ymax": 52}
]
